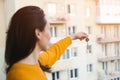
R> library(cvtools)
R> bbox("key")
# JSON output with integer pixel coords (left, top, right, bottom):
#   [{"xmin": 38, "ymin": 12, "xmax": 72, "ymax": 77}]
[
  {"xmin": 85, "ymin": 38, "xmax": 89, "ymax": 50},
  {"xmin": 85, "ymin": 38, "xmax": 89, "ymax": 42}
]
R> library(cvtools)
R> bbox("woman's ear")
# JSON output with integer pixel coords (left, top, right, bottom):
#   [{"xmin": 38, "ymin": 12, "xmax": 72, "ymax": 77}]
[{"xmin": 35, "ymin": 29, "xmax": 41, "ymax": 40}]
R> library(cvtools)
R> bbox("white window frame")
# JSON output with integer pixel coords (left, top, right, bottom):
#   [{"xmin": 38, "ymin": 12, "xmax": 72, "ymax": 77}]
[
  {"xmin": 50, "ymin": 26, "xmax": 57, "ymax": 37},
  {"xmin": 52, "ymin": 71, "xmax": 60, "ymax": 80},
  {"xmin": 71, "ymin": 47, "xmax": 78, "ymax": 57},
  {"xmin": 87, "ymin": 64, "xmax": 93, "ymax": 72},
  {"xmin": 67, "ymin": 4, "xmax": 75, "ymax": 16},
  {"xmin": 70, "ymin": 68, "xmax": 79, "ymax": 79}
]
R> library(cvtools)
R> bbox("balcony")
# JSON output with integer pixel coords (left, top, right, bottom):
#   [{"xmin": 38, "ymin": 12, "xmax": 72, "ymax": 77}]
[
  {"xmin": 97, "ymin": 37, "xmax": 120, "ymax": 44},
  {"xmin": 98, "ymin": 72, "xmax": 120, "ymax": 80},
  {"xmin": 96, "ymin": 4, "xmax": 120, "ymax": 24},
  {"xmin": 96, "ymin": 16, "xmax": 120, "ymax": 24},
  {"xmin": 98, "ymin": 56, "xmax": 120, "ymax": 62},
  {"xmin": 49, "ymin": 16, "xmax": 67, "ymax": 25}
]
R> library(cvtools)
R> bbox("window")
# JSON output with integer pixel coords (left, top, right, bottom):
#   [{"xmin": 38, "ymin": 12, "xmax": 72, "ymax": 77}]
[
  {"xmin": 87, "ymin": 26, "xmax": 91, "ymax": 34},
  {"xmin": 50, "ymin": 26, "xmax": 57, "ymax": 37},
  {"xmin": 71, "ymin": 47, "xmax": 78, "ymax": 57},
  {"xmin": 70, "ymin": 68, "xmax": 78, "ymax": 78},
  {"xmin": 114, "ymin": 78, "xmax": 117, "ymax": 80},
  {"xmin": 62, "ymin": 53, "xmax": 66, "ymax": 59},
  {"xmin": 102, "ymin": 44, "xmax": 108, "ymax": 56},
  {"xmin": 73, "ymin": 26, "xmax": 76, "ymax": 34},
  {"xmin": 102, "ymin": 44, "xmax": 104, "ymax": 52},
  {"xmin": 104, "ymin": 44, "xmax": 108, "ymax": 56},
  {"xmin": 117, "ymin": 77, "xmax": 120, "ymax": 80},
  {"xmin": 101, "ymin": 26, "xmax": 107, "ymax": 37},
  {"xmin": 66, "ymin": 49, "xmax": 70, "ymax": 59},
  {"xmin": 67, "ymin": 4, "xmax": 75, "ymax": 15},
  {"xmin": 114, "ymin": 26, "xmax": 119, "ymax": 38},
  {"xmin": 68, "ymin": 26, "xmax": 76, "ymax": 35},
  {"xmin": 118, "ymin": 60, "xmax": 120, "ymax": 71},
  {"xmin": 115, "ymin": 62, "xmax": 118, "ymax": 72},
  {"xmin": 52, "ymin": 73, "xmax": 55, "ymax": 80},
  {"xmin": 87, "ymin": 45, "xmax": 92, "ymax": 53},
  {"xmin": 87, "ymin": 64, "xmax": 93, "ymax": 72},
  {"xmin": 68, "ymin": 27, "xmax": 71, "ymax": 35},
  {"xmin": 56, "ymin": 72, "xmax": 59, "ymax": 79},
  {"xmin": 75, "ymin": 69, "xmax": 78, "ymax": 77},
  {"xmin": 115, "ymin": 60, "xmax": 120, "ymax": 72},
  {"xmin": 62, "ymin": 49, "xmax": 70, "ymax": 59},
  {"xmin": 70, "ymin": 70, "xmax": 73, "ymax": 78},
  {"xmin": 86, "ymin": 7, "xmax": 91, "ymax": 17},
  {"xmin": 52, "ymin": 71, "xmax": 60, "ymax": 80},
  {"xmin": 102, "ymin": 62, "xmax": 108, "ymax": 75},
  {"xmin": 54, "ymin": 27, "xmax": 57, "ymax": 37},
  {"xmin": 50, "ymin": 27, "xmax": 53, "ymax": 37},
  {"xmin": 67, "ymin": 4, "xmax": 70, "ymax": 14},
  {"xmin": 48, "ymin": 3, "xmax": 56, "ymax": 17},
  {"xmin": 114, "ymin": 43, "xmax": 120, "ymax": 56}
]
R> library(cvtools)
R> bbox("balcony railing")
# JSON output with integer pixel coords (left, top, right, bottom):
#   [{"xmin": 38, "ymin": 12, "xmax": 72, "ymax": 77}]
[
  {"xmin": 98, "ymin": 72, "xmax": 120, "ymax": 80},
  {"xmin": 98, "ymin": 56, "xmax": 120, "ymax": 62},
  {"xmin": 49, "ymin": 16, "xmax": 67, "ymax": 25},
  {"xmin": 96, "ymin": 16, "xmax": 120, "ymax": 24},
  {"xmin": 96, "ymin": 5, "xmax": 120, "ymax": 24},
  {"xmin": 97, "ymin": 37, "xmax": 120, "ymax": 44}
]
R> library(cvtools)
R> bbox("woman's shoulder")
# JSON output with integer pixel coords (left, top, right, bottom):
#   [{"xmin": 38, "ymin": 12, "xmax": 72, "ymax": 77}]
[
  {"xmin": 6, "ymin": 63, "xmax": 37, "ymax": 80},
  {"xmin": 7, "ymin": 68, "xmax": 28, "ymax": 80}
]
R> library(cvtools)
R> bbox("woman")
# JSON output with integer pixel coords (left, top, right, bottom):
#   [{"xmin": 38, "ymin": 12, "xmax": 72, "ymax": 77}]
[{"xmin": 5, "ymin": 6, "xmax": 88, "ymax": 80}]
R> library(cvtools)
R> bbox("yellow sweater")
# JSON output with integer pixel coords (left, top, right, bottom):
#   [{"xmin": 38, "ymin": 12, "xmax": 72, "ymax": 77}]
[{"xmin": 7, "ymin": 37, "xmax": 72, "ymax": 80}]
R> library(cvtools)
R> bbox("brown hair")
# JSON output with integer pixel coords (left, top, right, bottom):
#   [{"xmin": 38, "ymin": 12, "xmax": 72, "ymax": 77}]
[{"xmin": 5, "ymin": 6, "xmax": 51, "ymax": 73}]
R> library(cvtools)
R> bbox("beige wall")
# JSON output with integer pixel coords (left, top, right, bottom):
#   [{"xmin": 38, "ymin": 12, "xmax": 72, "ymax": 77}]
[{"xmin": 0, "ymin": 0, "xmax": 6, "ymax": 80}]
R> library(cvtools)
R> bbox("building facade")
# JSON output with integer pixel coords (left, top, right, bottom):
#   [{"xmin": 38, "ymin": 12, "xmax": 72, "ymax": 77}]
[{"xmin": 0, "ymin": 0, "xmax": 120, "ymax": 80}]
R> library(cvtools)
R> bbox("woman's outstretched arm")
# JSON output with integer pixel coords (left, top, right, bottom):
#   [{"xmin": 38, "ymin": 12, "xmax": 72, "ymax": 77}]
[{"xmin": 39, "ymin": 32, "xmax": 88, "ymax": 67}]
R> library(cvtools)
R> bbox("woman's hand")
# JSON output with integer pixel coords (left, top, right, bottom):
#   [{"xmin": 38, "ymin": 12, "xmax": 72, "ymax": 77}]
[{"xmin": 70, "ymin": 32, "xmax": 88, "ymax": 41}]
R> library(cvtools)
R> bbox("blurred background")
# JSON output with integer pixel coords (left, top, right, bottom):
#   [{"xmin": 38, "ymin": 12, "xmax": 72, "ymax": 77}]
[{"xmin": 0, "ymin": 0, "xmax": 120, "ymax": 80}]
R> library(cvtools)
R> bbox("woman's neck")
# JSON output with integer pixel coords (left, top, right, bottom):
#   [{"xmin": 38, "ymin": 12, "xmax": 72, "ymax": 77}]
[{"xmin": 18, "ymin": 45, "xmax": 41, "ymax": 64}]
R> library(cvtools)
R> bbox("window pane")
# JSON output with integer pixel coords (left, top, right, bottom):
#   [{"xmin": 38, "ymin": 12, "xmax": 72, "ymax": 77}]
[
  {"xmin": 50, "ymin": 27, "xmax": 53, "ymax": 37},
  {"xmin": 87, "ymin": 64, "xmax": 92, "ymax": 72},
  {"xmin": 70, "ymin": 70, "xmax": 73, "ymax": 78},
  {"xmin": 114, "ymin": 26, "xmax": 119, "ymax": 38},
  {"xmin": 73, "ymin": 26, "xmax": 76, "ymax": 34},
  {"xmin": 88, "ymin": 45, "xmax": 92, "ymax": 53},
  {"xmin": 62, "ymin": 52, "xmax": 66, "ymax": 59},
  {"xmin": 105, "ymin": 44, "xmax": 108, "ymax": 56},
  {"xmin": 54, "ymin": 27, "xmax": 57, "ymax": 37},
  {"xmin": 52, "ymin": 73, "xmax": 55, "ymax": 80},
  {"xmin": 66, "ymin": 49, "xmax": 70, "ymax": 59},
  {"xmin": 90, "ymin": 64, "xmax": 92, "ymax": 72},
  {"xmin": 75, "ymin": 69, "xmax": 78, "ymax": 77},
  {"xmin": 56, "ymin": 72, "xmax": 59, "ymax": 79},
  {"xmin": 68, "ymin": 27, "xmax": 71, "ymax": 35},
  {"xmin": 67, "ymin": 4, "xmax": 75, "ymax": 15},
  {"xmin": 67, "ymin": 4, "xmax": 70, "ymax": 13},
  {"xmin": 72, "ymin": 47, "xmax": 77, "ymax": 57}
]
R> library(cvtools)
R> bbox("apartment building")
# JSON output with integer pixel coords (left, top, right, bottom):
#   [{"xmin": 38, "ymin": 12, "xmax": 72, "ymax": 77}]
[
  {"xmin": 46, "ymin": 0, "xmax": 98, "ymax": 80},
  {"xmin": 96, "ymin": 0, "xmax": 120, "ymax": 80},
  {"xmin": 0, "ymin": 0, "xmax": 120, "ymax": 80},
  {"xmin": 43, "ymin": 0, "xmax": 120, "ymax": 80}
]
